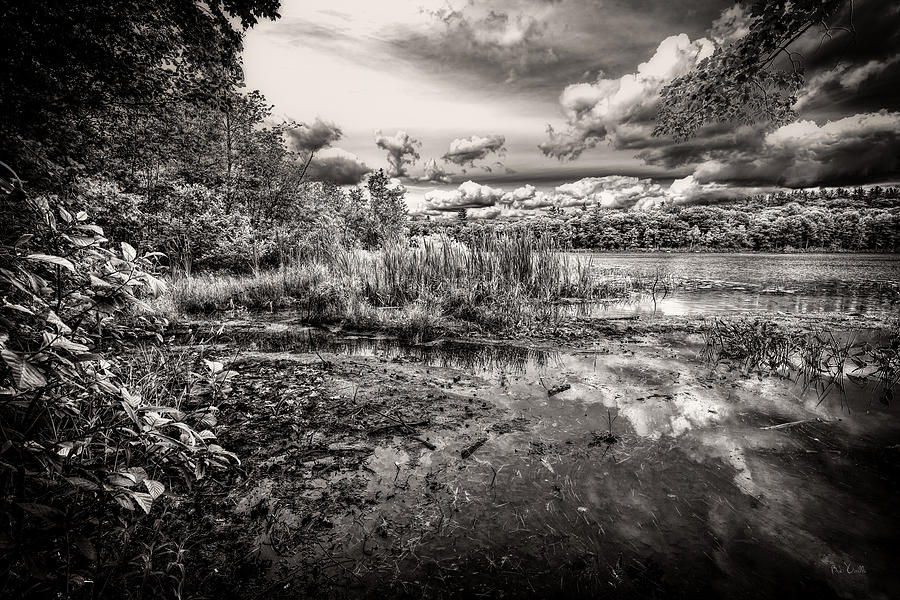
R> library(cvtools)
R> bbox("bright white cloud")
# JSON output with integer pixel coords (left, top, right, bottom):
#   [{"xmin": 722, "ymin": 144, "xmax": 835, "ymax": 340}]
[
  {"xmin": 443, "ymin": 134, "xmax": 507, "ymax": 167},
  {"xmin": 423, "ymin": 180, "xmax": 506, "ymax": 212},
  {"xmin": 541, "ymin": 33, "xmax": 715, "ymax": 159}
]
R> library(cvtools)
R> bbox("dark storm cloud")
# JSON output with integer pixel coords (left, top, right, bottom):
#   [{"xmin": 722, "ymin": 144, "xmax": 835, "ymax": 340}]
[
  {"xmin": 381, "ymin": 0, "xmax": 735, "ymax": 95},
  {"xmin": 286, "ymin": 118, "xmax": 343, "ymax": 153},
  {"xmin": 305, "ymin": 150, "xmax": 371, "ymax": 185},
  {"xmin": 792, "ymin": 0, "xmax": 900, "ymax": 117},
  {"xmin": 537, "ymin": 1, "xmax": 900, "ymax": 188},
  {"xmin": 635, "ymin": 123, "xmax": 767, "ymax": 169},
  {"xmin": 387, "ymin": 5, "xmax": 562, "ymax": 88},
  {"xmin": 692, "ymin": 111, "xmax": 900, "ymax": 188}
]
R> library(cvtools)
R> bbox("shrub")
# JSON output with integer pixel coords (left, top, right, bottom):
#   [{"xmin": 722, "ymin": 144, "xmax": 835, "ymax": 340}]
[{"xmin": 0, "ymin": 166, "xmax": 237, "ymax": 597}]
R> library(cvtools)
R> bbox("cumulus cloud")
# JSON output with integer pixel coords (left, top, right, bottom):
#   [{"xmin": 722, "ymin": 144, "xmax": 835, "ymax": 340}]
[
  {"xmin": 443, "ymin": 134, "xmax": 507, "ymax": 168},
  {"xmin": 499, "ymin": 184, "xmax": 556, "ymax": 210},
  {"xmin": 419, "ymin": 173, "xmax": 774, "ymax": 219},
  {"xmin": 692, "ymin": 111, "xmax": 900, "ymax": 187},
  {"xmin": 423, "ymin": 180, "xmax": 505, "ymax": 212},
  {"xmin": 540, "ymin": 33, "xmax": 715, "ymax": 159},
  {"xmin": 417, "ymin": 158, "xmax": 453, "ymax": 184},
  {"xmin": 553, "ymin": 175, "xmax": 669, "ymax": 209},
  {"xmin": 287, "ymin": 118, "xmax": 343, "ymax": 153},
  {"xmin": 374, "ymin": 130, "xmax": 422, "ymax": 178},
  {"xmin": 305, "ymin": 148, "xmax": 371, "ymax": 185}
]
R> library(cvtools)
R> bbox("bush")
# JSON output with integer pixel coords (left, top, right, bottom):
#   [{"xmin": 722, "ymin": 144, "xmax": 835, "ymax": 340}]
[{"xmin": 0, "ymin": 168, "xmax": 237, "ymax": 597}]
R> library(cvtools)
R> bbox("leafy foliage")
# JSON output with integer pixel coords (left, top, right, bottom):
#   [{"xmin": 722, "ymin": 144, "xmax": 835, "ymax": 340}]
[
  {"xmin": 0, "ymin": 167, "xmax": 238, "ymax": 597},
  {"xmin": 655, "ymin": 0, "xmax": 846, "ymax": 139},
  {"xmin": 0, "ymin": 0, "xmax": 281, "ymax": 182},
  {"xmin": 413, "ymin": 187, "xmax": 900, "ymax": 252}
]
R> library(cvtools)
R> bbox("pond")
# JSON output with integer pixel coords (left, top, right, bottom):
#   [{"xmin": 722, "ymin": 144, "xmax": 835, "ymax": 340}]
[
  {"xmin": 228, "ymin": 327, "xmax": 900, "ymax": 599},
  {"xmin": 571, "ymin": 252, "xmax": 900, "ymax": 317}
]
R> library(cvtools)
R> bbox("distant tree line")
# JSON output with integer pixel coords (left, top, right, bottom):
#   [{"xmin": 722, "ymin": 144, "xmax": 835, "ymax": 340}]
[{"xmin": 411, "ymin": 187, "xmax": 900, "ymax": 252}]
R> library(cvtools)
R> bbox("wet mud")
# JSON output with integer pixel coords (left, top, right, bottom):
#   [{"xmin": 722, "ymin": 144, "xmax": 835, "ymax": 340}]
[{"xmin": 175, "ymin": 318, "xmax": 900, "ymax": 599}]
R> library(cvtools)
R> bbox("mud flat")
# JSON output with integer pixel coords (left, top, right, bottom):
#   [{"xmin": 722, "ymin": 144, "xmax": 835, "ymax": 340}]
[{"xmin": 169, "ymin": 311, "xmax": 899, "ymax": 599}]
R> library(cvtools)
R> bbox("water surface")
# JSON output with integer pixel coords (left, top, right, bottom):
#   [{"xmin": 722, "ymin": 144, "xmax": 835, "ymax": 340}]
[{"xmin": 574, "ymin": 252, "xmax": 900, "ymax": 317}]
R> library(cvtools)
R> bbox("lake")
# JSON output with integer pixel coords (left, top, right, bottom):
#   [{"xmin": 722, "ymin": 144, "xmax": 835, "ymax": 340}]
[{"xmin": 571, "ymin": 252, "xmax": 900, "ymax": 317}]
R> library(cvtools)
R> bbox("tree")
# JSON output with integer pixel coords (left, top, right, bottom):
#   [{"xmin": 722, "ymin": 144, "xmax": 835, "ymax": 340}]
[
  {"xmin": 367, "ymin": 170, "xmax": 408, "ymax": 246},
  {"xmin": 654, "ymin": 1, "xmax": 846, "ymax": 139},
  {"xmin": 0, "ymin": 1, "xmax": 281, "ymax": 185},
  {"xmin": 457, "ymin": 208, "xmax": 468, "ymax": 222}
]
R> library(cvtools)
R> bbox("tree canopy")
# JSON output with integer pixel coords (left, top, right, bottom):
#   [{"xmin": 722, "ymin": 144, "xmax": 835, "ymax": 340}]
[
  {"xmin": 654, "ymin": 0, "xmax": 848, "ymax": 139},
  {"xmin": 0, "ymin": 0, "xmax": 280, "ymax": 184}
]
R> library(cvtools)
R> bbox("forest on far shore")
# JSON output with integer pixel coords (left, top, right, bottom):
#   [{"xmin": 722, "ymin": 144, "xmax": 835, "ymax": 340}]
[{"xmin": 414, "ymin": 186, "xmax": 900, "ymax": 254}]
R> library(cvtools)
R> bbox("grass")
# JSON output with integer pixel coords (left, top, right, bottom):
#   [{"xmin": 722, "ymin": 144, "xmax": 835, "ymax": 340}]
[
  {"xmin": 703, "ymin": 318, "xmax": 900, "ymax": 407},
  {"xmin": 169, "ymin": 233, "xmax": 624, "ymax": 334}
]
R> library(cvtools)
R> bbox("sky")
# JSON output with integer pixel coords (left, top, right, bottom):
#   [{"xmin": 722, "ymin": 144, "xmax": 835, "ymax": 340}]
[{"xmin": 242, "ymin": 0, "xmax": 900, "ymax": 219}]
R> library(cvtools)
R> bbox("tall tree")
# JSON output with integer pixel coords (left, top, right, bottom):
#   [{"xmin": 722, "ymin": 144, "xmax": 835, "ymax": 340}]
[{"xmin": 0, "ymin": 1, "xmax": 281, "ymax": 186}]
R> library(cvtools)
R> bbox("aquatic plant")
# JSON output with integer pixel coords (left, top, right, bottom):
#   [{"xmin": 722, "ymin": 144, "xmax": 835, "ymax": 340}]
[
  {"xmin": 169, "ymin": 232, "xmax": 616, "ymax": 331},
  {"xmin": 703, "ymin": 318, "xmax": 900, "ymax": 408}
]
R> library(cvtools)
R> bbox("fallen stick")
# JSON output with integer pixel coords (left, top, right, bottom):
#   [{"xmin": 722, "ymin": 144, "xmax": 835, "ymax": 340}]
[
  {"xmin": 760, "ymin": 418, "xmax": 819, "ymax": 430},
  {"xmin": 547, "ymin": 383, "xmax": 571, "ymax": 397},
  {"xmin": 461, "ymin": 437, "xmax": 488, "ymax": 459},
  {"xmin": 370, "ymin": 409, "xmax": 435, "ymax": 449},
  {"xmin": 413, "ymin": 436, "xmax": 437, "ymax": 450}
]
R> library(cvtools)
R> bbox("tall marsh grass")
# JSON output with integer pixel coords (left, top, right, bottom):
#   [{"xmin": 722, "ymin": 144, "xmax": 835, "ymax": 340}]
[{"xmin": 170, "ymin": 233, "xmax": 612, "ymax": 331}]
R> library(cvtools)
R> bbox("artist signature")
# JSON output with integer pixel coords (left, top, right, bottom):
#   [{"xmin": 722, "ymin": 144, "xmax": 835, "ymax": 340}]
[{"xmin": 831, "ymin": 562, "xmax": 866, "ymax": 575}]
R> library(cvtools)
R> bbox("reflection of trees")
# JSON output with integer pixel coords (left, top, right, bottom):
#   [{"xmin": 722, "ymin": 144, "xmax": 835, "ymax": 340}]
[{"xmin": 257, "ymin": 334, "xmax": 562, "ymax": 375}]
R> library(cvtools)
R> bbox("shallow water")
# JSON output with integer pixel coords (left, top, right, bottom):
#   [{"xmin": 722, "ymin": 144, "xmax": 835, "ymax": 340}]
[
  {"xmin": 248, "ymin": 330, "xmax": 900, "ymax": 598},
  {"xmin": 574, "ymin": 252, "xmax": 900, "ymax": 317}
]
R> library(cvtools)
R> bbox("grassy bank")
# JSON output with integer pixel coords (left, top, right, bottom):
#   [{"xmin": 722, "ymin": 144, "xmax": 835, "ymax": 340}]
[{"xmin": 168, "ymin": 234, "xmax": 623, "ymax": 334}]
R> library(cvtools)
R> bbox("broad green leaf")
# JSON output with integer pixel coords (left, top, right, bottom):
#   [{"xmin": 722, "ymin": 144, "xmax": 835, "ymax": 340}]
[
  {"xmin": 114, "ymin": 494, "xmax": 135, "ymax": 511},
  {"xmin": 66, "ymin": 476, "xmax": 100, "ymax": 491},
  {"xmin": 27, "ymin": 253, "xmax": 75, "ymax": 272},
  {"xmin": 1, "ymin": 349, "xmax": 47, "ymax": 390},
  {"xmin": 121, "ymin": 242, "xmax": 137, "ymax": 262},
  {"xmin": 144, "ymin": 479, "xmax": 165, "ymax": 500},
  {"xmin": 2, "ymin": 301, "xmax": 34, "ymax": 315},
  {"xmin": 72, "ymin": 535, "xmax": 97, "ymax": 561},
  {"xmin": 130, "ymin": 491, "xmax": 153, "ymax": 514},
  {"xmin": 45, "ymin": 310, "xmax": 72, "ymax": 334},
  {"xmin": 18, "ymin": 502, "xmax": 64, "ymax": 521},
  {"xmin": 89, "ymin": 274, "xmax": 114, "ymax": 289},
  {"xmin": 43, "ymin": 333, "xmax": 90, "ymax": 354},
  {"xmin": 63, "ymin": 233, "xmax": 106, "ymax": 248}
]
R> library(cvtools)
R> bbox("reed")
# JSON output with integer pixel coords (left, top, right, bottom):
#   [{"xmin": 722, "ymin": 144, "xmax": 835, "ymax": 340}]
[
  {"xmin": 170, "ymin": 233, "xmax": 611, "ymax": 331},
  {"xmin": 703, "ymin": 318, "xmax": 900, "ymax": 407}
]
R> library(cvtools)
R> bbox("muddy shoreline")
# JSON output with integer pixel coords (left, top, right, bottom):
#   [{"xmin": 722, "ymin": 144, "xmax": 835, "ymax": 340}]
[{"xmin": 164, "ymin": 311, "xmax": 899, "ymax": 599}]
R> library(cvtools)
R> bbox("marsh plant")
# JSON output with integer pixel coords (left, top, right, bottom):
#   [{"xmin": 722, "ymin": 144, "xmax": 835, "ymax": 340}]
[
  {"xmin": 170, "ymin": 232, "xmax": 611, "ymax": 332},
  {"xmin": 704, "ymin": 318, "xmax": 900, "ymax": 407}
]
